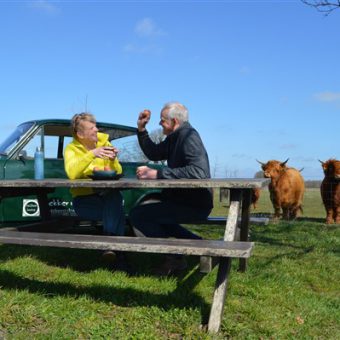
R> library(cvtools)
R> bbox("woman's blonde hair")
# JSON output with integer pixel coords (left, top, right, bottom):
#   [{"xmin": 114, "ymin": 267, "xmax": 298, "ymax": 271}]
[{"xmin": 71, "ymin": 112, "xmax": 96, "ymax": 137}]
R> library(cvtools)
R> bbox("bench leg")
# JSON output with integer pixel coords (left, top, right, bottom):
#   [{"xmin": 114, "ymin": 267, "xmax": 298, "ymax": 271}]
[
  {"xmin": 224, "ymin": 190, "xmax": 241, "ymax": 241},
  {"xmin": 208, "ymin": 257, "xmax": 232, "ymax": 333},
  {"xmin": 207, "ymin": 189, "xmax": 241, "ymax": 332},
  {"xmin": 239, "ymin": 189, "xmax": 252, "ymax": 272},
  {"xmin": 200, "ymin": 256, "xmax": 212, "ymax": 273},
  {"xmin": 199, "ymin": 256, "xmax": 218, "ymax": 273}
]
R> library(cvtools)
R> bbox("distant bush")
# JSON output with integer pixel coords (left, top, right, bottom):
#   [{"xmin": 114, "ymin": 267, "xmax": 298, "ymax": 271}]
[{"xmin": 305, "ymin": 180, "xmax": 322, "ymax": 188}]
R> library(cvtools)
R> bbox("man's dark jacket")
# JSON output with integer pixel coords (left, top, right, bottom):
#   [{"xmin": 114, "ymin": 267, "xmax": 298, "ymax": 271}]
[{"xmin": 137, "ymin": 122, "xmax": 213, "ymax": 209}]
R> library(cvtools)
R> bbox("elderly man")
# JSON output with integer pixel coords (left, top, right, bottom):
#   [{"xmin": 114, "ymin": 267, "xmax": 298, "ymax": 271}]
[{"xmin": 129, "ymin": 102, "xmax": 213, "ymax": 275}]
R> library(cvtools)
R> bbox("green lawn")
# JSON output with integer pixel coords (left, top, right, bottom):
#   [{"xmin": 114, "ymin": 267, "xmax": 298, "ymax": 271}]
[
  {"xmin": 0, "ymin": 189, "xmax": 339, "ymax": 339},
  {"xmin": 212, "ymin": 187, "xmax": 326, "ymax": 220}
]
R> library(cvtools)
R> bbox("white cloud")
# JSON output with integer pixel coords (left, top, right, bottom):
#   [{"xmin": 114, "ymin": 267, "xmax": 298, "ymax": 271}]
[
  {"xmin": 135, "ymin": 18, "xmax": 165, "ymax": 37},
  {"xmin": 314, "ymin": 91, "xmax": 340, "ymax": 102},
  {"xmin": 123, "ymin": 18, "xmax": 165, "ymax": 55},
  {"xmin": 28, "ymin": 0, "xmax": 59, "ymax": 14}
]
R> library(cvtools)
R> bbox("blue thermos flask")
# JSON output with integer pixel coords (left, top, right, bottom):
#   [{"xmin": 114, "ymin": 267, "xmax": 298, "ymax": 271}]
[{"xmin": 34, "ymin": 147, "xmax": 44, "ymax": 180}]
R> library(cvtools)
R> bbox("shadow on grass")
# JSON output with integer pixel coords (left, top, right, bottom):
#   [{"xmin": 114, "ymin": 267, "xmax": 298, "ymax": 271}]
[
  {"xmin": 253, "ymin": 247, "xmax": 316, "ymax": 269},
  {"xmin": 251, "ymin": 220, "xmax": 335, "ymax": 241},
  {"xmin": 250, "ymin": 223, "xmax": 315, "ymax": 249},
  {"xmin": 0, "ymin": 245, "xmax": 213, "ymax": 324},
  {"xmin": 0, "ymin": 244, "xmax": 200, "ymax": 276},
  {"xmin": 296, "ymin": 216, "xmax": 325, "ymax": 223},
  {"xmin": 248, "ymin": 219, "xmax": 340, "ymax": 265},
  {"xmin": 0, "ymin": 245, "xmax": 114, "ymax": 272},
  {"xmin": 250, "ymin": 212, "xmax": 327, "ymax": 224}
]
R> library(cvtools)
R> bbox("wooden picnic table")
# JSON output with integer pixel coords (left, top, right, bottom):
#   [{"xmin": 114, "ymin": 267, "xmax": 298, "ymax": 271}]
[{"xmin": 0, "ymin": 177, "xmax": 269, "ymax": 332}]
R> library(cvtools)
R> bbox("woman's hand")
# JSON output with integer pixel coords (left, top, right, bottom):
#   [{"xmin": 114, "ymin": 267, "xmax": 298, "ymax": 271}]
[{"xmin": 92, "ymin": 146, "xmax": 118, "ymax": 160}]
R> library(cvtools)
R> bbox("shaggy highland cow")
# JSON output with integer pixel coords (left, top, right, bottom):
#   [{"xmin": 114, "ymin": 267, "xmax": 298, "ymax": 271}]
[
  {"xmin": 319, "ymin": 159, "xmax": 340, "ymax": 224},
  {"xmin": 257, "ymin": 159, "xmax": 305, "ymax": 220}
]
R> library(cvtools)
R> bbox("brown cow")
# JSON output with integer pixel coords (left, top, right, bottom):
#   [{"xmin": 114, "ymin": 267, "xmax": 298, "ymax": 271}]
[
  {"xmin": 251, "ymin": 171, "xmax": 264, "ymax": 209},
  {"xmin": 251, "ymin": 188, "xmax": 261, "ymax": 209},
  {"xmin": 257, "ymin": 159, "xmax": 305, "ymax": 220},
  {"xmin": 319, "ymin": 159, "xmax": 340, "ymax": 224}
]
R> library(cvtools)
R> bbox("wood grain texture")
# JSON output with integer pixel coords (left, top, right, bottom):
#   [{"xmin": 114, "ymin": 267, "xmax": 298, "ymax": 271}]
[
  {"xmin": 208, "ymin": 258, "xmax": 232, "ymax": 332},
  {"xmin": 208, "ymin": 190, "xmax": 242, "ymax": 332},
  {"xmin": 0, "ymin": 178, "xmax": 269, "ymax": 189},
  {"xmin": 0, "ymin": 231, "xmax": 253, "ymax": 258}
]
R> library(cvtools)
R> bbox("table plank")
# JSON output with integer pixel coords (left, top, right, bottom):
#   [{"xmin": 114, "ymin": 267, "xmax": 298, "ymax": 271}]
[{"xmin": 0, "ymin": 178, "xmax": 269, "ymax": 189}]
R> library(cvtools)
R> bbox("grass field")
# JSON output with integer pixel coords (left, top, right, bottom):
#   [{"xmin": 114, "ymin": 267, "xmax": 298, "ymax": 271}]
[
  {"xmin": 0, "ymin": 189, "xmax": 339, "ymax": 339},
  {"xmin": 212, "ymin": 187, "xmax": 326, "ymax": 220}
]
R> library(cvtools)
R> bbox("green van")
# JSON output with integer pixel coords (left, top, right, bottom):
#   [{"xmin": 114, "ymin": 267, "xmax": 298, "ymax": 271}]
[{"xmin": 0, "ymin": 119, "xmax": 161, "ymax": 226}]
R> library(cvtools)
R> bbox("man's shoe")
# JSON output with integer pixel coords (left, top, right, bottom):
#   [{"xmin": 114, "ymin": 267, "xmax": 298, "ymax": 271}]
[
  {"xmin": 102, "ymin": 250, "xmax": 117, "ymax": 264},
  {"xmin": 102, "ymin": 251, "xmax": 133, "ymax": 274},
  {"xmin": 154, "ymin": 255, "xmax": 187, "ymax": 276},
  {"xmin": 113, "ymin": 252, "xmax": 134, "ymax": 274}
]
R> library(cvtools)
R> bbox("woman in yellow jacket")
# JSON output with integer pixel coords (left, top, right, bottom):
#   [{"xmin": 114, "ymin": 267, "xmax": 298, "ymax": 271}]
[{"xmin": 64, "ymin": 112, "xmax": 125, "ymax": 238}]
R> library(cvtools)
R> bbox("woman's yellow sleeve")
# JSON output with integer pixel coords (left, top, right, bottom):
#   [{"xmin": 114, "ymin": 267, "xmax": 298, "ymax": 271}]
[{"xmin": 64, "ymin": 145, "xmax": 95, "ymax": 179}]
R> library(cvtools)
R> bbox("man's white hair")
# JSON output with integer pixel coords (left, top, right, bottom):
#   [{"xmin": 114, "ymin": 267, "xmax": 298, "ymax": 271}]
[{"xmin": 162, "ymin": 102, "xmax": 189, "ymax": 124}]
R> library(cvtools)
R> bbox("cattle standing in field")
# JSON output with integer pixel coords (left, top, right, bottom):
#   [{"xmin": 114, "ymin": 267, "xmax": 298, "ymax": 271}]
[
  {"xmin": 256, "ymin": 159, "xmax": 305, "ymax": 220},
  {"xmin": 251, "ymin": 188, "xmax": 261, "ymax": 209},
  {"xmin": 319, "ymin": 159, "xmax": 340, "ymax": 224},
  {"xmin": 251, "ymin": 171, "xmax": 264, "ymax": 209}
]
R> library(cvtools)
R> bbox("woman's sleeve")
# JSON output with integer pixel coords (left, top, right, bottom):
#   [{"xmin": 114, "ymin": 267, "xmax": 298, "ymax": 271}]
[{"xmin": 64, "ymin": 145, "xmax": 95, "ymax": 179}]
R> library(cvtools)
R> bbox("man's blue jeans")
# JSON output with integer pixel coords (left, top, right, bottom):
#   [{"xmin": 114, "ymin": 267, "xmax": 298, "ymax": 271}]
[
  {"xmin": 73, "ymin": 190, "xmax": 125, "ymax": 236},
  {"xmin": 129, "ymin": 200, "xmax": 211, "ymax": 239}
]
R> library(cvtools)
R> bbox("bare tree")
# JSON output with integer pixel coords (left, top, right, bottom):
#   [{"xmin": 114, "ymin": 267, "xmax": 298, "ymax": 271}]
[
  {"xmin": 224, "ymin": 167, "xmax": 239, "ymax": 178},
  {"xmin": 149, "ymin": 128, "xmax": 165, "ymax": 145},
  {"xmin": 254, "ymin": 170, "xmax": 264, "ymax": 179},
  {"xmin": 211, "ymin": 156, "xmax": 221, "ymax": 178},
  {"xmin": 301, "ymin": 0, "xmax": 340, "ymax": 15},
  {"xmin": 123, "ymin": 128, "xmax": 166, "ymax": 163}
]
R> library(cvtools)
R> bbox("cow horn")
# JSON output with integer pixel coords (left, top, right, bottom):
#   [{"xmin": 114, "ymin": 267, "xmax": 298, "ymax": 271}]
[
  {"xmin": 299, "ymin": 167, "xmax": 304, "ymax": 172},
  {"xmin": 281, "ymin": 158, "xmax": 289, "ymax": 166},
  {"xmin": 318, "ymin": 159, "xmax": 324, "ymax": 164},
  {"xmin": 256, "ymin": 159, "xmax": 265, "ymax": 165}
]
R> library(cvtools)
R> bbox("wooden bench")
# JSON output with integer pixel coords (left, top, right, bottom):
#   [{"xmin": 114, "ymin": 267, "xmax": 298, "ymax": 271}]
[
  {"xmin": 0, "ymin": 230, "xmax": 253, "ymax": 258},
  {"xmin": 4, "ymin": 214, "xmax": 265, "ymax": 275}
]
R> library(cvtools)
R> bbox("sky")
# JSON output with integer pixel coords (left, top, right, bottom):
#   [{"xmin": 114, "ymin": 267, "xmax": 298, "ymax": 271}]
[{"xmin": 1, "ymin": 0, "xmax": 339, "ymax": 180}]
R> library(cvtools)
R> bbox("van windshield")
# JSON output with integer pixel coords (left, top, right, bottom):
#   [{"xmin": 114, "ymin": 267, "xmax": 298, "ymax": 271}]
[{"xmin": 0, "ymin": 122, "xmax": 34, "ymax": 155}]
